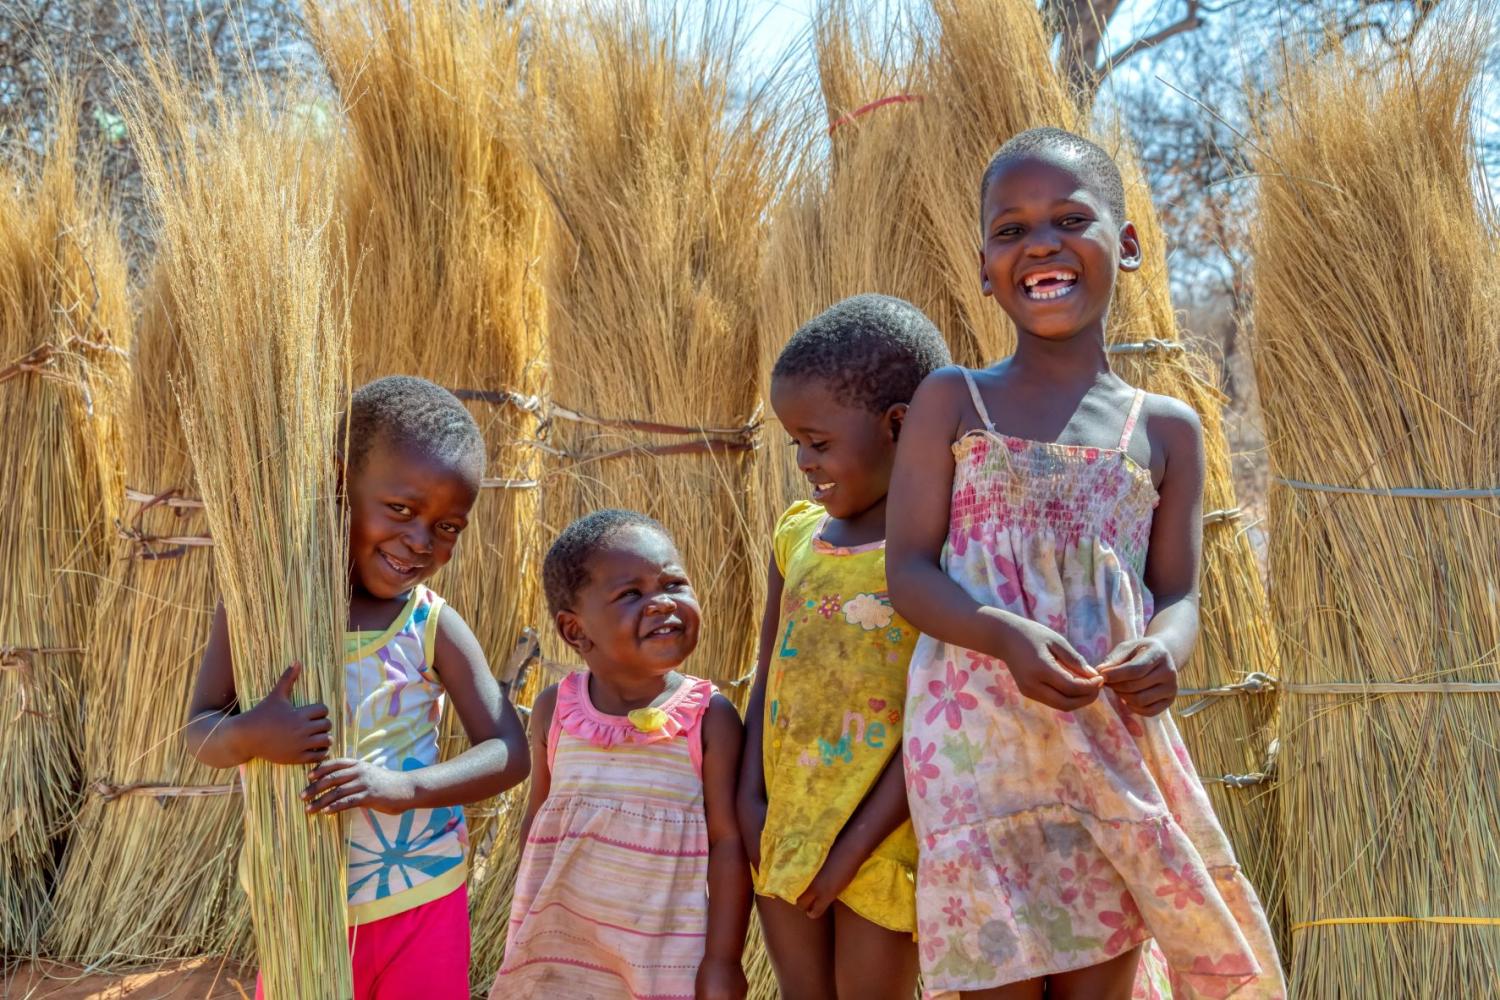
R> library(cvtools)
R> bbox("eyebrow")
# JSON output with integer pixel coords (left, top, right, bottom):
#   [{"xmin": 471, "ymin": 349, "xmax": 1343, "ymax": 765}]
[{"xmin": 990, "ymin": 195, "xmax": 1094, "ymax": 217}]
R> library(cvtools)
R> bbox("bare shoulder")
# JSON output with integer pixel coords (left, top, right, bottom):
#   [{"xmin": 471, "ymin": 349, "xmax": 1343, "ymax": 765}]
[
  {"xmin": 907, "ymin": 364, "xmax": 979, "ymax": 436},
  {"xmin": 1142, "ymin": 392, "xmax": 1203, "ymax": 451},
  {"xmin": 705, "ymin": 692, "xmax": 745, "ymax": 738},
  {"xmin": 432, "ymin": 602, "xmax": 482, "ymax": 658},
  {"xmin": 531, "ymin": 683, "xmax": 560, "ymax": 735}
]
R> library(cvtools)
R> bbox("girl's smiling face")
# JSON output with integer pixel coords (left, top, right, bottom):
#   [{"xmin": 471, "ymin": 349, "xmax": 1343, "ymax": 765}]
[
  {"xmin": 770, "ymin": 374, "xmax": 904, "ymax": 523},
  {"xmin": 346, "ymin": 437, "xmax": 480, "ymax": 600},
  {"xmin": 979, "ymin": 151, "xmax": 1141, "ymax": 341},
  {"xmin": 556, "ymin": 525, "xmax": 701, "ymax": 679}
]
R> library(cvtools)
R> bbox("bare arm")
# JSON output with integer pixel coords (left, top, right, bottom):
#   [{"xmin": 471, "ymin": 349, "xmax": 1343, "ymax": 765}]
[
  {"xmin": 735, "ymin": 554, "xmax": 783, "ymax": 870},
  {"xmin": 698, "ymin": 694, "xmax": 750, "ymax": 1000},
  {"xmin": 183, "ymin": 602, "xmax": 332, "ymax": 769},
  {"xmin": 304, "ymin": 608, "xmax": 531, "ymax": 813},
  {"xmin": 886, "ymin": 368, "xmax": 1102, "ymax": 710},
  {"xmin": 796, "ymin": 747, "xmax": 909, "ymax": 918},
  {"xmin": 1099, "ymin": 399, "xmax": 1205, "ymax": 714},
  {"xmin": 517, "ymin": 684, "xmax": 557, "ymax": 852}
]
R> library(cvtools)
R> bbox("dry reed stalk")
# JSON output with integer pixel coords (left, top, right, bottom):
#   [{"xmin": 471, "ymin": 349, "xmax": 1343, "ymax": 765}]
[
  {"xmin": 301, "ymin": 4, "xmax": 548, "ymax": 993},
  {"xmin": 757, "ymin": 0, "xmax": 1283, "ymax": 943},
  {"xmin": 1250, "ymin": 29, "xmax": 1499, "ymax": 997},
  {"xmin": 0, "ymin": 99, "xmax": 129, "ymax": 955},
  {"xmin": 47, "ymin": 274, "xmax": 251, "ymax": 965},
  {"xmin": 125, "ymin": 58, "xmax": 354, "ymax": 997}
]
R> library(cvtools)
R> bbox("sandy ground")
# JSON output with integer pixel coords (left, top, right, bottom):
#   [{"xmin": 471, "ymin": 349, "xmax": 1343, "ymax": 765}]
[{"xmin": 1, "ymin": 959, "xmax": 252, "ymax": 1000}]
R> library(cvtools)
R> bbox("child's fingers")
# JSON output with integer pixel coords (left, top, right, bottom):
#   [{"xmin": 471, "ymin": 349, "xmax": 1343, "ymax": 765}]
[
  {"xmin": 303, "ymin": 763, "xmax": 358, "ymax": 798},
  {"xmin": 1125, "ymin": 684, "xmax": 1177, "ymax": 715},
  {"xmin": 271, "ymin": 663, "xmax": 301, "ymax": 699},
  {"xmin": 1038, "ymin": 659, "xmax": 1104, "ymax": 697},
  {"xmin": 307, "ymin": 781, "xmax": 363, "ymax": 813},
  {"xmin": 306, "ymin": 757, "xmax": 356, "ymax": 780},
  {"xmin": 1100, "ymin": 660, "xmax": 1163, "ymax": 691},
  {"xmin": 1048, "ymin": 639, "xmax": 1100, "ymax": 679},
  {"xmin": 300, "ymin": 703, "xmax": 330, "ymax": 721},
  {"xmin": 1035, "ymin": 682, "xmax": 1101, "ymax": 712}
]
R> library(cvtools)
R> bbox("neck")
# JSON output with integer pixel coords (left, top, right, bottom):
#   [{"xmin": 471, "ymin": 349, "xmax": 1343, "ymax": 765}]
[
  {"xmin": 1008, "ymin": 322, "xmax": 1111, "ymax": 387},
  {"xmin": 588, "ymin": 668, "xmax": 678, "ymax": 714},
  {"xmin": 827, "ymin": 494, "xmax": 888, "ymax": 548}
]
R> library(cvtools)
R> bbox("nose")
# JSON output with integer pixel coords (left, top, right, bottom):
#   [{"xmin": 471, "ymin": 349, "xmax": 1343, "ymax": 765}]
[
  {"xmin": 403, "ymin": 524, "xmax": 434, "ymax": 556},
  {"xmin": 1023, "ymin": 226, "xmax": 1062, "ymax": 257},
  {"xmin": 796, "ymin": 443, "xmax": 817, "ymax": 473},
  {"xmin": 645, "ymin": 590, "xmax": 677, "ymax": 614}
]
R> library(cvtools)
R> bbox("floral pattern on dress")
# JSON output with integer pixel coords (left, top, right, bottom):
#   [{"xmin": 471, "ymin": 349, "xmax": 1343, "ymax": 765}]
[{"xmin": 905, "ymin": 382, "xmax": 1284, "ymax": 1000}]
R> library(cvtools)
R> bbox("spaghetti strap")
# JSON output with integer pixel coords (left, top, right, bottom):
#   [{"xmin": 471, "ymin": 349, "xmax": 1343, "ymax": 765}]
[
  {"xmin": 959, "ymin": 368, "xmax": 996, "ymax": 432},
  {"xmin": 1119, "ymin": 389, "xmax": 1146, "ymax": 451}
]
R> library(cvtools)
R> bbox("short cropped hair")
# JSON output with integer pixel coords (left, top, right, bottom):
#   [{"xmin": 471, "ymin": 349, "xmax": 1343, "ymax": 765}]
[
  {"xmin": 344, "ymin": 375, "xmax": 485, "ymax": 478},
  {"xmin": 543, "ymin": 508, "xmax": 669, "ymax": 614},
  {"xmin": 771, "ymin": 294, "xmax": 951, "ymax": 414},
  {"xmin": 979, "ymin": 126, "xmax": 1127, "ymax": 223}
]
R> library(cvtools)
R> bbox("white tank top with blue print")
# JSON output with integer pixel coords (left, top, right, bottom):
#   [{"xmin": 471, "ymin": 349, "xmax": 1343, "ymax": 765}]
[{"xmin": 343, "ymin": 584, "xmax": 467, "ymax": 924}]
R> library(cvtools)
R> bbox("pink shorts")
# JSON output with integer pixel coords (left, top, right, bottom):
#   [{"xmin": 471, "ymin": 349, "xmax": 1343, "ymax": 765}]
[{"xmin": 255, "ymin": 883, "xmax": 470, "ymax": 1000}]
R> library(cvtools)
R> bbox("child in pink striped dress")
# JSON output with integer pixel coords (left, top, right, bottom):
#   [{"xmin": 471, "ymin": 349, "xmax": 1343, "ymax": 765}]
[{"xmin": 492, "ymin": 510, "xmax": 751, "ymax": 1000}]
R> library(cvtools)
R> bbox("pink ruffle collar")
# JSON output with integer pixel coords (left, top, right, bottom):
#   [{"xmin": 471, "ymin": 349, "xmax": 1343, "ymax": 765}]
[{"xmin": 555, "ymin": 671, "xmax": 715, "ymax": 749}]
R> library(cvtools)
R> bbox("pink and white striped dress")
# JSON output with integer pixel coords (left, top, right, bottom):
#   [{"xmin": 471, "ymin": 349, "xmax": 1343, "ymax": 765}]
[{"xmin": 492, "ymin": 671, "xmax": 716, "ymax": 1000}]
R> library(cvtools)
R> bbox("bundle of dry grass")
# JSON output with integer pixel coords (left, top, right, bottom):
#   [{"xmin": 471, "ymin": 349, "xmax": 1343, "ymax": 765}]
[
  {"xmin": 1250, "ymin": 28, "xmax": 1499, "ymax": 997},
  {"xmin": 758, "ymin": 0, "xmax": 1283, "ymax": 939},
  {"xmin": 125, "ymin": 59, "xmax": 354, "ymax": 996},
  {"xmin": 303, "ymin": 3, "xmax": 548, "ymax": 991},
  {"xmin": 0, "ymin": 100, "xmax": 129, "ymax": 955},
  {"xmin": 47, "ymin": 273, "xmax": 250, "ymax": 964},
  {"xmin": 463, "ymin": 2, "xmax": 787, "ymax": 992}
]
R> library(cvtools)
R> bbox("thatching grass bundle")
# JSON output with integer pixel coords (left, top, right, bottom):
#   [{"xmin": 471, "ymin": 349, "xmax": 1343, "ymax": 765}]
[
  {"xmin": 0, "ymin": 101, "xmax": 129, "ymax": 955},
  {"xmin": 126, "ymin": 61, "xmax": 354, "ymax": 997},
  {"xmin": 47, "ymin": 272, "xmax": 250, "ymax": 964},
  {"xmin": 486, "ymin": 3, "xmax": 786, "ymax": 993},
  {"xmin": 758, "ymin": 0, "xmax": 1283, "ymax": 937},
  {"xmin": 1250, "ymin": 29, "xmax": 1499, "ymax": 997},
  {"xmin": 304, "ymin": 3, "xmax": 548, "ymax": 992}
]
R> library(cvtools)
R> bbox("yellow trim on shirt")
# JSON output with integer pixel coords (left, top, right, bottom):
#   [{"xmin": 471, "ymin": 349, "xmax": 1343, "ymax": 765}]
[
  {"xmin": 345, "ymin": 586, "xmax": 423, "ymax": 663},
  {"xmin": 421, "ymin": 600, "xmax": 443, "ymax": 676},
  {"xmin": 346, "ymin": 859, "xmax": 467, "ymax": 926}
]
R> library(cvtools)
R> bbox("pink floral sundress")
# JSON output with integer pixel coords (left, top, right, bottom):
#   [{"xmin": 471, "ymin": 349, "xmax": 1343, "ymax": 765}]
[{"xmin": 903, "ymin": 370, "xmax": 1283, "ymax": 998}]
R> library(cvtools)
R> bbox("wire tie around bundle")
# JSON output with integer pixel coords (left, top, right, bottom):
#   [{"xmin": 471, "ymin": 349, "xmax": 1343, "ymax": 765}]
[
  {"xmin": 828, "ymin": 94, "xmax": 926, "ymax": 134},
  {"xmin": 1292, "ymin": 915, "xmax": 1500, "ymax": 933},
  {"xmin": 1, "ymin": 645, "xmax": 82, "ymax": 720},
  {"xmin": 0, "ymin": 335, "xmax": 126, "ymax": 387},
  {"xmin": 1276, "ymin": 477, "xmax": 1500, "ymax": 499},
  {"xmin": 125, "ymin": 487, "xmax": 204, "ymax": 511},
  {"xmin": 116, "ymin": 521, "xmax": 215, "ymax": 559},
  {"xmin": 1106, "ymin": 340, "xmax": 1187, "ymax": 356},
  {"xmin": 1177, "ymin": 671, "xmax": 1279, "ymax": 717},
  {"xmin": 90, "ymin": 779, "xmax": 240, "ymax": 805},
  {"xmin": 1202, "ymin": 507, "xmax": 1242, "ymax": 526}
]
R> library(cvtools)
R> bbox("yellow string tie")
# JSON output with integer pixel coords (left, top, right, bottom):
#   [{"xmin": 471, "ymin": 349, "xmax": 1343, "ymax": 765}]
[{"xmin": 1293, "ymin": 916, "xmax": 1500, "ymax": 932}]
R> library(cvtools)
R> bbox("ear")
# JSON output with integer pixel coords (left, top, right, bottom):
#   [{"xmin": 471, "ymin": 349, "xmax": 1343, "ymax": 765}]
[
  {"xmin": 1118, "ymin": 222, "xmax": 1142, "ymax": 273},
  {"xmin": 885, "ymin": 402, "xmax": 909, "ymax": 443},
  {"xmin": 555, "ymin": 609, "xmax": 592, "ymax": 655},
  {"xmin": 978, "ymin": 246, "xmax": 993, "ymax": 297}
]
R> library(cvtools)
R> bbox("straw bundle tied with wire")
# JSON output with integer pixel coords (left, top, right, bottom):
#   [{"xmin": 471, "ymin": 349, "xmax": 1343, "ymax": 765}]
[
  {"xmin": 0, "ymin": 98, "xmax": 129, "ymax": 955},
  {"xmin": 759, "ymin": 0, "xmax": 1283, "ymax": 941},
  {"xmin": 125, "ymin": 57, "xmax": 354, "ymax": 997},
  {"xmin": 1250, "ymin": 25, "xmax": 1500, "ymax": 997},
  {"xmin": 496, "ymin": 3, "xmax": 788, "ymax": 992},
  {"xmin": 47, "ymin": 271, "xmax": 251, "ymax": 965},
  {"xmin": 304, "ymin": 2, "xmax": 548, "ymax": 991}
]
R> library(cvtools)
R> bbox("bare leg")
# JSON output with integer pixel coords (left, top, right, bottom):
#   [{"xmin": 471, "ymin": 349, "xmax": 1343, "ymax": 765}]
[
  {"xmin": 1048, "ymin": 945, "xmax": 1144, "ymax": 1000},
  {"xmin": 831, "ymin": 902, "xmax": 919, "ymax": 1000},
  {"xmin": 756, "ymin": 894, "xmax": 837, "ymax": 1000}
]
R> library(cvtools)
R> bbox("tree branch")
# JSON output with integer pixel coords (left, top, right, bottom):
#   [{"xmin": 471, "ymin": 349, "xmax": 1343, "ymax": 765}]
[{"xmin": 1100, "ymin": 0, "xmax": 1204, "ymax": 81}]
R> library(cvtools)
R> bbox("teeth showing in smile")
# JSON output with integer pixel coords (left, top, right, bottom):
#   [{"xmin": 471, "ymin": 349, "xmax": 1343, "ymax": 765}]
[
  {"xmin": 814, "ymin": 482, "xmax": 835, "ymax": 492},
  {"xmin": 647, "ymin": 625, "xmax": 680, "ymax": 637},
  {"xmin": 381, "ymin": 551, "xmax": 417, "ymax": 575},
  {"xmin": 1022, "ymin": 268, "xmax": 1078, "ymax": 301}
]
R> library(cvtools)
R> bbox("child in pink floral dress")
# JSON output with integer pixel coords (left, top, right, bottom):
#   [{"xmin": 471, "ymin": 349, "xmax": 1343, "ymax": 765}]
[{"xmin": 887, "ymin": 128, "xmax": 1283, "ymax": 998}]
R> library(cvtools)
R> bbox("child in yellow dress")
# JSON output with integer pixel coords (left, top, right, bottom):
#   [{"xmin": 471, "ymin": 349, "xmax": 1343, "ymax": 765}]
[{"xmin": 738, "ymin": 295, "xmax": 951, "ymax": 999}]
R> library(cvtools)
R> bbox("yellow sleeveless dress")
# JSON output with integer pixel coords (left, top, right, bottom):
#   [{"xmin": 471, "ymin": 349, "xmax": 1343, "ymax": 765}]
[{"xmin": 755, "ymin": 501, "xmax": 918, "ymax": 932}]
